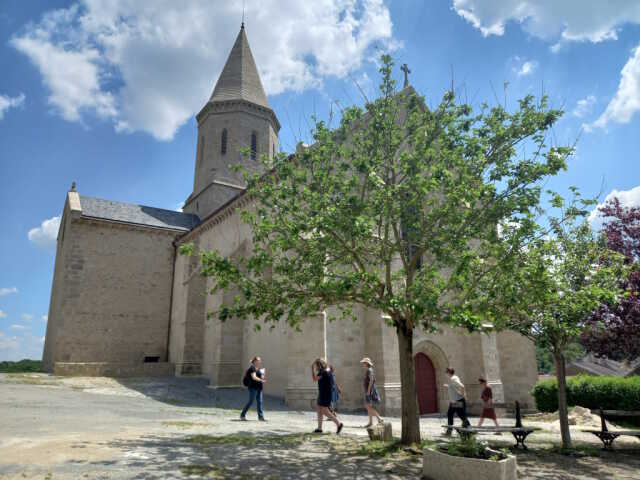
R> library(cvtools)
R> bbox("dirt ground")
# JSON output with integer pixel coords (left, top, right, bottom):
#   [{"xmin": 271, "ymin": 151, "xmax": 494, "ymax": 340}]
[{"xmin": 1, "ymin": 373, "xmax": 639, "ymax": 479}]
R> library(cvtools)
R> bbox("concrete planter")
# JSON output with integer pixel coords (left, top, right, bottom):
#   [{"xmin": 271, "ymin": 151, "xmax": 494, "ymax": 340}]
[{"xmin": 423, "ymin": 447, "xmax": 517, "ymax": 480}]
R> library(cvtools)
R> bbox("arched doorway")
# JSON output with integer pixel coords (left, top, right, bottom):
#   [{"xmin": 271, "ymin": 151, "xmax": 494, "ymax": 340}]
[{"xmin": 415, "ymin": 352, "xmax": 438, "ymax": 414}]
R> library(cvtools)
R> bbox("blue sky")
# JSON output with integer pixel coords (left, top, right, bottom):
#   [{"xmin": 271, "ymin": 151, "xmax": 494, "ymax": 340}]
[{"xmin": 1, "ymin": 0, "xmax": 640, "ymax": 360}]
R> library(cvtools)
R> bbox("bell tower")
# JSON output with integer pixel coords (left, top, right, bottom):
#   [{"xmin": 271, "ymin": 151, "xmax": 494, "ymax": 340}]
[{"xmin": 183, "ymin": 24, "xmax": 280, "ymax": 219}]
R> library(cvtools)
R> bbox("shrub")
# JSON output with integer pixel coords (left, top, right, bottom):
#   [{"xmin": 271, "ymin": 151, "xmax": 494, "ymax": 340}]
[
  {"xmin": 0, "ymin": 359, "xmax": 42, "ymax": 373},
  {"xmin": 532, "ymin": 375, "xmax": 640, "ymax": 412}
]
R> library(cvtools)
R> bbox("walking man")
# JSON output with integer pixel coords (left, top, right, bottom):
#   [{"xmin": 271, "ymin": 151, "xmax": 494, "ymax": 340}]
[
  {"xmin": 240, "ymin": 356, "xmax": 266, "ymax": 421},
  {"xmin": 443, "ymin": 367, "xmax": 470, "ymax": 435}
]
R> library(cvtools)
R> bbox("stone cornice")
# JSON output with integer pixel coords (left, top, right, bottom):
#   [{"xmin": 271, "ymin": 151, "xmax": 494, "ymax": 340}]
[
  {"xmin": 196, "ymin": 99, "xmax": 280, "ymax": 132},
  {"xmin": 74, "ymin": 215, "xmax": 186, "ymax": 236}
]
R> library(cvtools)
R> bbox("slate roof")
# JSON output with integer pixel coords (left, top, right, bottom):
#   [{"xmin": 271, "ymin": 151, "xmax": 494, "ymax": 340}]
[
  {"xmin": 209, "ymin": 25, "xmax": 270, "ymax": 109},
  {"xmin": 79, "ymin": 195, "xmax": 200, "ymax": 232},
  {"xmin": 569, "ymin": 354, "xmax": 640, "ymax": 377}
]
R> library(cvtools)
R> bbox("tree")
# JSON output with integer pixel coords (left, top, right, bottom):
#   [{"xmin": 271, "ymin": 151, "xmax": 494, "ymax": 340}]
[
  {"xmin": 581, "ymin": 198, "xmax": 640, "ymax": 361},
  {"xmin": 184, "ymin": 56, "xmax": 572, "ymax": 444},
  {"xmin": 492, "ymin": 206, "xmax": 626, "ymax": 449}
]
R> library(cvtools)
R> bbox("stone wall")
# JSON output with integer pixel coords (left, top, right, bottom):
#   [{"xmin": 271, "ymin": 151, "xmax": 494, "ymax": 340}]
[
  {"xmin": 43, "ymin": 203, "xmax": 179, "ymax": 371},
  {"xmin": 497, "ymin": 331, "xmax": 538, "ymax": 411}
]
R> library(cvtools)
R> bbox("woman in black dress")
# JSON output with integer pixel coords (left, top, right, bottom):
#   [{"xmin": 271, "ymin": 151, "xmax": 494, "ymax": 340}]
[{"xmin": 311, "ymin": 358, "xmax": 343, "ymax": 434}]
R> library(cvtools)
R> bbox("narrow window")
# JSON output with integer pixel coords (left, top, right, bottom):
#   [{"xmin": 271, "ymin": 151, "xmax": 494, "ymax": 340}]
[
  {"xmin": 197, "ymin": 136, "xmax": 205, "ymax": 168},
  {"xmin": 251, "ymin": 132, "xmax": 257, "ymax": 160},
  {"xmin": 221, "ymin": 129, "xmax": 227, "ymax": 155}
]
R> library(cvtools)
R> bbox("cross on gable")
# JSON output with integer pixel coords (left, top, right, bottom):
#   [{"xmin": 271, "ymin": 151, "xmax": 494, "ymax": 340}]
[{"xmin": 401, "ymin": 63, "xmax": 411, "ymax": 88}]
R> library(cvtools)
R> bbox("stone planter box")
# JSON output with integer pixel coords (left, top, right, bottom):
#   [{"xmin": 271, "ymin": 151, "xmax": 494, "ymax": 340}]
[{"xmin": 423, "ymin": 447, "xmax": 517, "ymax": 480}]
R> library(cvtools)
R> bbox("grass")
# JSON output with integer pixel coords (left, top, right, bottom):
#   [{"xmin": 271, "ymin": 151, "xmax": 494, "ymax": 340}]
[
  {"xmin": 357, "ymin": 439, "xmax": 434, "ymax": 458},
  {"xmin": 163, "ymin": 421, "xmax": 213, "ymax": 428},
  {"xmin": 186, "ymin": 433, "xmax": 313, "ymax": 448}
]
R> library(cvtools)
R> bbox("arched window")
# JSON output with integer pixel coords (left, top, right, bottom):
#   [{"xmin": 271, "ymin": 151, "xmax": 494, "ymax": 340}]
[
  {"xmin": 251, "ymin": 132, "xmax": 257, "ymax": 160},
  {"xmin": 221, "ymin": 129, "xmax": 227, "ymax": 155}
]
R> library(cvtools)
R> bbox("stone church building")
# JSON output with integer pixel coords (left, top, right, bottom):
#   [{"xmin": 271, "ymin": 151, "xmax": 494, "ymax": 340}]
[{"xmin": 43, "ymin": 25, "xmax": 538, "ymax": 415}]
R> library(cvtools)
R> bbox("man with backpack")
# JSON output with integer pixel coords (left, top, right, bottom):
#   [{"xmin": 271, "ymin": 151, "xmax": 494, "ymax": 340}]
[{"xmin": 240, "ymin": 356, "xmax": 266, "ymax": 421}]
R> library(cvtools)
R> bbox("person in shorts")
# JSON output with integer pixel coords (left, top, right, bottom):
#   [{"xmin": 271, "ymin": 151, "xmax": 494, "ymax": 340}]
[
  {"xmin": 311, "ymin": 358, "xmax": 343, "ymax": 434},
  {"xmin": 360, "ymin": 357, "xmax": 383, "ymax": 427}
]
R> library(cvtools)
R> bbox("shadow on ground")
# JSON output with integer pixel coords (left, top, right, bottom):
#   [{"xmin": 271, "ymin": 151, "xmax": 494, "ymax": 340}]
[
  {"xmin": 513, "ymin": 445, "xmax": 640, "ymax": 480},
  {"xmin": 113, "ymin": 376, "xmax": 290, "ymax": 411},
  {"xmin": 92, "ymin": 432, "xmax": 422, "ymax": 480}
]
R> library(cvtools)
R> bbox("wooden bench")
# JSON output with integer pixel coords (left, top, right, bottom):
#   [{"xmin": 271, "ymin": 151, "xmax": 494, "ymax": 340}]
[
  {"xmin": 583, "ymin": 408, "xmax": 640, "ymax": 449},
  {"xmin": 442, "ymin": 401, "xmax": 540, "ymax": 450}
]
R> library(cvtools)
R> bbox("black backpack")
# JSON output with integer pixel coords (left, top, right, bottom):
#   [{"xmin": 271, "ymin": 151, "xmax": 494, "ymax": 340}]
[{"xmin": 242, "ymin": 368, "xmax": 251, "ymax": 387}]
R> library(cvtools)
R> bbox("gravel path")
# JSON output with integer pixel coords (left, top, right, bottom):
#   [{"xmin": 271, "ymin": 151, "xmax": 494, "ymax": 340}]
[{"xmin": 1, "ymin": 373, "xmax": 638, "ymax": 479}]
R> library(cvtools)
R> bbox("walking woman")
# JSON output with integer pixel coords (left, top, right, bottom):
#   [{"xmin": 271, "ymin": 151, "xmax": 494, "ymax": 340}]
[
  {"xmin": 477, "ymin": 378, "xmax": 501, "ymax": 432},
  {"xmin": 311, "ymin": 358, "xmax": 344, "ymax": 434},
  {"xmin": 360, "ymin": 357, "xmax": 383, "ymax": 427}
]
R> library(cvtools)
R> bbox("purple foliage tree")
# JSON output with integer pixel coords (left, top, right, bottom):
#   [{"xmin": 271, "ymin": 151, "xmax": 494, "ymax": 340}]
[{"xmin": 581, "ymin": 198, "xmax": 640, "ymax": 361}]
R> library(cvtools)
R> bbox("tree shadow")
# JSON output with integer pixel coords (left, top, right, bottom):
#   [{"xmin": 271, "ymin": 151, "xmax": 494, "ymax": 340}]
[
  {"xmin": 112, "ymin": 376, "xmax": 290, "ymax": 412},
  {"xmin": 512, "ymin": 444, "xmax": 640, "ymax": 480},
  {"xmin": 91, "ymin": 432, "xmax": 423, "ymax": 479}
]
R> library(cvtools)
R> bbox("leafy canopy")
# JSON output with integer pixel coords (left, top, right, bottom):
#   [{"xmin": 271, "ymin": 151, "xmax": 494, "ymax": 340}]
[
  {"xmin": 490, "ymin": 197, "xmax": 627, "ymax": 352},
  {"xmin": 183, "ymin": 55, "xmax": 572, "ymax": 334}
]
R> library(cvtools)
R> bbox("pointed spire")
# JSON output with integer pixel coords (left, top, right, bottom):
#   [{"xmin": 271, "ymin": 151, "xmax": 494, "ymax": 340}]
[{"xmin": 209, "ymin": 26, "xmax": 270, "ymax": 109}]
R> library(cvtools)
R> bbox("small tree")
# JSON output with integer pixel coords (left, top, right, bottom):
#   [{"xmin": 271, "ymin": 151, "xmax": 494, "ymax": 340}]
[
  {"xmin": 581, "ymin": 198, "xmax": 640, "ymax": 361},
  {"xmin": 185, "ymin": 56, "xmax": 572, "ymax": 444},
  {"xmin": 492, "ymin": 204, "xmax": 626, "ymax": 449}
]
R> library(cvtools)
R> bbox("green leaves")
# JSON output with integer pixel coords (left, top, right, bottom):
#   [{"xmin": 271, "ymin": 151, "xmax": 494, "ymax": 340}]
[{"xmin": 186, "ymin": 54, "xmax": 582, "ymax": 337}]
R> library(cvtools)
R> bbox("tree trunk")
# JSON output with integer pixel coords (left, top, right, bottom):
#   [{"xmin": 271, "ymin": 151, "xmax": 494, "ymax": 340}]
[
  {"xmin": 553, "ymin": 350, "xmax": 572, "ymax": 450},
  {"xmin": 396, "ymin": 323, "xmax": 421, "ymax": 444}
]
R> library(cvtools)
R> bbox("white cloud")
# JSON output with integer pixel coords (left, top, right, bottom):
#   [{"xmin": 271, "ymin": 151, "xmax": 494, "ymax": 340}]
[
  {"xmin": 0, "ymin": 287, "xmax": 18, "ymax": 297},
  {"xmin": 0, "ymin": 93, "xmax": 25, "ymax": 120},
  {"xmin": 21, "ymin": 314, "xmax": 33, "ymax": 322},
  {"xmin": 588, "ymin": 185, "xmax": 640, "ymax": 230},
  {"xmin": 572, "ymin": 94, "xmax": 596, "ymax": 118},
  {"xmin": 0, "ymin": 310, "xmax": 6, "ymax": 318},
  {"xmin": 9, "ymin": 325, "xmax": 26, "ymax": 331},
  {"xmin": 42, "ymin": 315, "xmax": 48, "ymax": 322},
  {"xmin": 0, "ymin": 331, "xmax": 20, "ymax": 352},
  {"xmin": 516, "ymin": 60, "xmax": 537, "ymax": 77},
  {"xmin": 27, "ymin": 215, "xmax": 61, "ymax": 249},
  {"xmin": 452, "ymin": 1, "xmax": 640, "ymax": 44},
  {"xmin": 587, "ymin": 44, "xmax": 640, "ymax": 131},
  {"xmin": 0, "ymin": 331, "xmax": 44, "ymax": 361},
  {"xmin": 12, "ymin": 0, "xmax": 395, "ymax": 141}
]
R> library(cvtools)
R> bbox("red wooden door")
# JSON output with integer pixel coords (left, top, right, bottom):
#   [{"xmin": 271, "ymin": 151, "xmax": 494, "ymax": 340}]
[{"xmin": 415, "ymin": 352, "xmax": 438, "ymax": 414}]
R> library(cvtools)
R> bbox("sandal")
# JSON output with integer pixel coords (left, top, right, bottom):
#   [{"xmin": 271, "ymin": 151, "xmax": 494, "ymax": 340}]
[
  {"xmin": 337, "ymin": 423, "xmax": 344, "ymax": 434},
  {"xmin": 363, "ymin": 423, "xmax": 373, "ymax": 429},
  {"xmin": 313, "ymin": 428, "xmax": 323, "ymax": 433}
]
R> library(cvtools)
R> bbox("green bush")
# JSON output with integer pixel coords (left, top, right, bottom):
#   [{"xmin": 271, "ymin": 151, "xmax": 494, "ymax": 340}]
[
  {"xmin": 0, "ymin": 359, "xmax": 42, "ymax": 373},
  {"xmin": 532, "ymin": 375, "xmax": 640, "ymax": 412}
]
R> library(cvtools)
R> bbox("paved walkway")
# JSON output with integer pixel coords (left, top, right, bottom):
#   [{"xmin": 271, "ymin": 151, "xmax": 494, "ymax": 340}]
[{"xmin": 1, "ymin": 374, "xmax": 639, "ymax": 479}]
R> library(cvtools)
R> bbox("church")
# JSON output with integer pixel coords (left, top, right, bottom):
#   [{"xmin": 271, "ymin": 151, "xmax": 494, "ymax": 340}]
[{"xmin": 42, "ymin": 25, "xmax": 538, "ymax": 415}]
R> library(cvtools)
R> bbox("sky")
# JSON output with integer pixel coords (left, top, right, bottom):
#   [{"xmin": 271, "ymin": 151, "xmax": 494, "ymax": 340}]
[{"xmin": 1, "ymin": 0, "xmax": 640, "ymax": 361}]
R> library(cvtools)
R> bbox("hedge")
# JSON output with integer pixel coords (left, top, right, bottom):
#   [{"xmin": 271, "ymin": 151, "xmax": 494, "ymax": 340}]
[{"xmin": 531, "ymin": 375, "xmax": 640, "ymax": 412}]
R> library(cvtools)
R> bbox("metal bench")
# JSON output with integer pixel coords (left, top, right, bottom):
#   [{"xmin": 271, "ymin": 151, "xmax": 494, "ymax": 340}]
[
  {"xmin": 583, "ymin": 408, "xmax": 640, "ymax": 449},
  {"xmin": 442, "ymin": 401, "xmax": 540, "ymax": 449}
]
